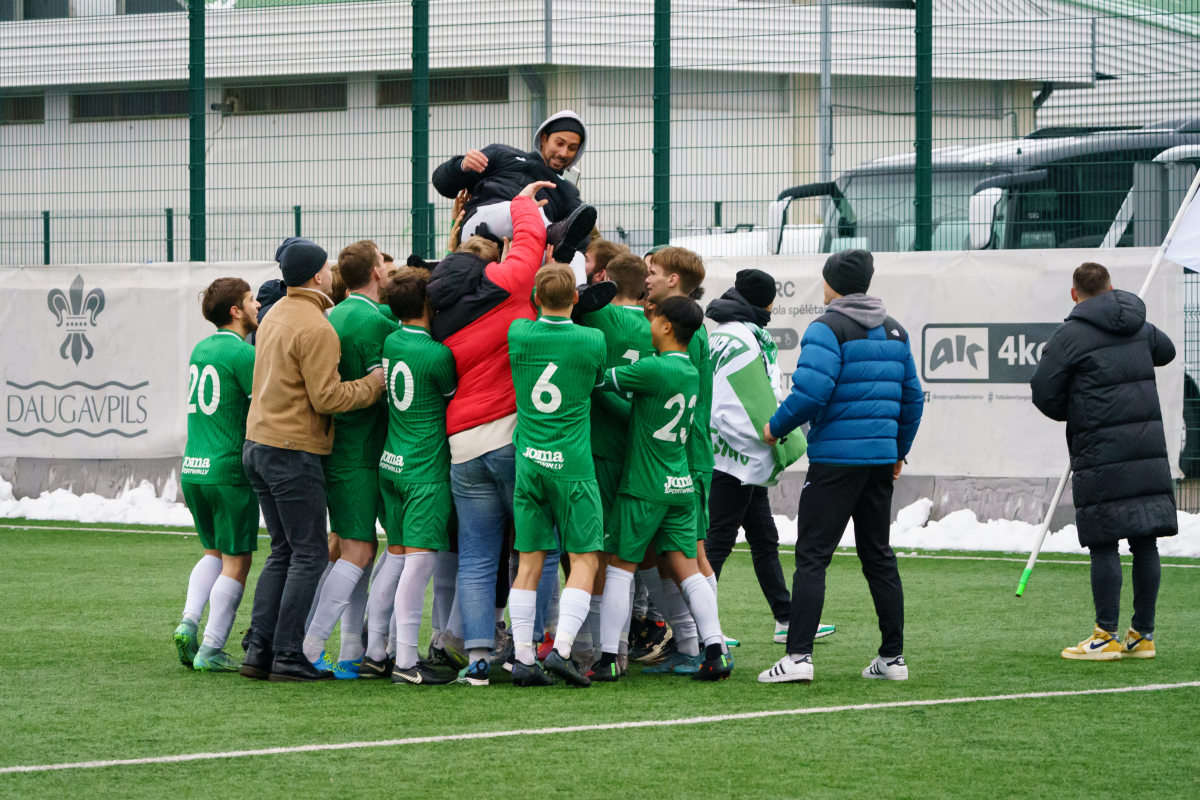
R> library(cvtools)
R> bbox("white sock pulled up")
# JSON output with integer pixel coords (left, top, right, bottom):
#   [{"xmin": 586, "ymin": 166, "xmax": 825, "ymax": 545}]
[
  {"xmin": 508, "ymin": 588, "xmax": 538, "ymax": 666},
  {"xmin": 303, "ymin": 559, "xmax": 364, "ymax": 663},
  {"xmin": 554, "ymin": 587, "xmax": 592, "ymax": 659},
  {"xmin": 664, "ymin": 578, "xmax": 700, "ymax": 657},
  {"xmin": 681, "ymin": 572, "xmax": 725, "ymax": 650},
  {"xmin": 393, "ymin": 551, "xmax": 436, "ymax": 670},
  {"xmin": 183, "ymin": 554, "xmax": 223, "ymax": 625},
  {"xmin": 201, "ymin": 575, "xmax": 244, "ymax": 649},
  {"xmin": 599, "ymin": 566, "xmax": 634, "ymax": 654},
  {"xmin": 365, "ymin": 553, "xmax": 405, "ymax": 662}
]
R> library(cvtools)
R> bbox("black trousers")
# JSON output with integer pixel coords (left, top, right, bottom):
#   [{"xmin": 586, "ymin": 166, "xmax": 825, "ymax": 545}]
[
  {"xmin": 787, "ymin": 463, "xmax": 904, "ymax": 657},
  {"xmin": 242, "ymin": 441, "xmax": 329, "ymax": 656},
  {"xmin": 705, "ymin": 470, "xmax": 792, "ymax": 623},
  {"xmin": 1089, "ymin": 536, "xmax": 1160, "ymax": 634}
]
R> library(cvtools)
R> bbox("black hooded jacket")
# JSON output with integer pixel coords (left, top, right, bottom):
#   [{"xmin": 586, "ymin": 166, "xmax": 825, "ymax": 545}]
[
  {"xmin": 425, "ymin": 251, "xmax": 504, "ymax": 343},
  {"xmin": 705, "ymin": 287, "xmax": 772, "ymax": 328},
  {"xmin": 1031, "ymin": 289, "xmax": 1177, "ymax": 546},
  {"xmin": 432, "ymin": 144, "xmax": 581, "ymax": 224}
]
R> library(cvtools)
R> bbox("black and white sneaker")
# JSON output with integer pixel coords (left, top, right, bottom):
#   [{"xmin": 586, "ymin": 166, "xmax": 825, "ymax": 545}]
[
  {"xmin": 391, "ymin": 662, "xmax": 454, "ymax": 685},
  {"xmin": 511, "ymin": 660, "xmax": 556, "ymax": 687},
  {"xmin": 546, "ymin": 204, "xmax": 598, "ymax": 264},
  {"xmin": 358, "ymin": 655, "xmax": 394, "ymax": 679},
  {"xmin": 572, "ymin": 281, "xmax": 617, "ymax": 322},
  {"xmin": 862, "ymin": 655, "xmax": 908, "ymax": 681},
  {"xmin": 758, "ymin": 654, "xmax": 814, "ymax": 684},
  {"xmin": 544, "ymin": 649, "xmax": 591, "ymax": 688}
]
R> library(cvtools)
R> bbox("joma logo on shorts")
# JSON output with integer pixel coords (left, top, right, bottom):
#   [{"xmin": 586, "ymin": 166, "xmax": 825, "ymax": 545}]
[
  {"xmin": 380, "ymin": 452, "xmax": 404, "ymax": 473},
  {"xmin": 182, "ymin": 456, "xmax": 210, "ymax": 474},
  {"xmin": 663, "ymin": 475, "xmax": 694, "ymax": 494},
  {"xmin": 524, "ymin": 447, "xmax": 565, "ymax": 469}
]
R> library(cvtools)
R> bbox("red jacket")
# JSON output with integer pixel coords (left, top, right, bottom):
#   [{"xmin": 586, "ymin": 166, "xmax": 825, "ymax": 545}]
[{"xmin": 430, "ymin": 195, "xmax": 547, "ymax": 436}]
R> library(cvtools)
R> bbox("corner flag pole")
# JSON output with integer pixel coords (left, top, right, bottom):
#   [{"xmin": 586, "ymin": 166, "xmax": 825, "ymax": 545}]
[{"xmin": 1016, "ymin": 168, "xmax": 1200, "ymax": 597}]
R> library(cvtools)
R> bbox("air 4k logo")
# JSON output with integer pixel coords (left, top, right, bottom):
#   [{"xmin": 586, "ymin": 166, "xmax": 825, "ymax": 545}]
[
  {"xmin": 47, "ymin": 275, "xmax": 105, "ymax": 365},
  {"xmin": 922, "ymin": 323, "xmax": 1060, "ymax": 383}
]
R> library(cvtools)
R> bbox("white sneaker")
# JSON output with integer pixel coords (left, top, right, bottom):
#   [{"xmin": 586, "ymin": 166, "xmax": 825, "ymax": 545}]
[
  {"xmin": 862, "ymin": 654, "xmax": 908, "ymax": 680},
  {"xmin": 774, "ymin": 622, "xmax": 835, "ymax": 644},
  {"xmin": 758, "ymin": 654, "xmax": 814, "ymax": 683}
]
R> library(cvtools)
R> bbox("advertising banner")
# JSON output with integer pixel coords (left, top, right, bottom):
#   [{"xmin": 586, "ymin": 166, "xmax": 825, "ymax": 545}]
[
  {"xmin": 0, "ymin": 263, "xmax": 278, "ymax": 459},
  {"xmin": 702, "ymin": 248, "xmax": 1184, "ymax": 478}
]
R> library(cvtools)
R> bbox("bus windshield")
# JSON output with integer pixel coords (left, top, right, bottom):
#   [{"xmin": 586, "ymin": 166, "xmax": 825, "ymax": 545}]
[{"xmin": 825, "ymin": 170, "xmax": 1005, "ymax": 252}]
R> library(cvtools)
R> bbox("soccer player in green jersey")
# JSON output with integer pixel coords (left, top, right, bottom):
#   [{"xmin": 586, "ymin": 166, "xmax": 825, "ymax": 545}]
[
  {"xmin": 507, "ymin": 264, "xmax": 607, "ymax": 687},
  {"xmin": 175, "ymin": 278, "xmax": 261, "ymax": 672},
  {"xmin": 302, "ymin": 240, "xmax": 397, "ymax": 678},
  {"xmin": 359, "ymin": 267, "xmax": 458, "ymax": 685},
  {"xmin": 593, "ymin": 296, "xmax": 732, "ymax": 682}
]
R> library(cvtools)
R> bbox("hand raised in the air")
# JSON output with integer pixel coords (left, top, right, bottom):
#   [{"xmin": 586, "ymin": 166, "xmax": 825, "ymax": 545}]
[
  {"xmin": 461, "ymin": 150, "xmax": 488, "ymax": 173},
  {"xmin": 518, "ymin": 181, "xmax": 555, "ymax": 207}
]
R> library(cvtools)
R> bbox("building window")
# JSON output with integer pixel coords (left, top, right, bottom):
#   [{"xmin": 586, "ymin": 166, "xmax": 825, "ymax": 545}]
[
  {"xmin": 1, "ymin": 94, "xmax": 45, "ymax": 125},
  {"xmin": 71, "ymin": 89, "xmax": 188, "ymax": 122},
  {"xmin": 378, "ymin": 70, "xmax": 509, "ymax": 108},
  {"xmin": 221, "ymin": 81, "xmax": 348, "ymax": 115}
]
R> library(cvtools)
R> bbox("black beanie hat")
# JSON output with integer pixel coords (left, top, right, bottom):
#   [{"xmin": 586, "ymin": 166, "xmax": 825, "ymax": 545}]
[
  {"xmin": 274, "ymin": 236, "xmax": 315, "ymax": 264},
  {"xmin": 541, "ymin": 116, "xmax": 586, "ymax": 141},
  {"xmin": 280, "ymin": 242, "xmax": 328, "ymax": 287},
  {"xmin": 735, "ymin": 269, "xmax": 776, "ymax": 308},
  {"xmin": 822, "ymin": 249, "xmax": 874, "ymax": 296}
]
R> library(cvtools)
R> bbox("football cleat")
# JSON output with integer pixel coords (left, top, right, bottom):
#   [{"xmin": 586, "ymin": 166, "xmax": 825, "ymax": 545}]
[
  {"xmin": 312, "ymin": 651, "xmax": 358, "ymax": 680},
  {"xmin": 358, "ymin": 655, "xmax": 394, "ymax": 679},
  {"xmin": 544, "ymin": 649, "xmax": 591, "ymax": 688},
  {"xmin": 173, "ymin": 620, "xmax": 199, "ymax": 668},
  {"xmin": 193, "ymin": 645, "xmax": 239, "ymax": 672},
  {"xmin": 392, "ymin": 662, "xmax": 454, "ymax": 685},
  {"xmin": 511, "ymin": 660, "xmax": 556, "ymax": 687},
  {"xmin": 643, "ymin": 651, "xmax": 700, "ymax": 675},
  {"xmin": 692, "ymin": 652, "xmax": 733, "ymax": 681}
]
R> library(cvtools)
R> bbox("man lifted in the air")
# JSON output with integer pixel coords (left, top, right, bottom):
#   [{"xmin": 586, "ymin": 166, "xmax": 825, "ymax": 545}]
[{"xmin": 433, "ymin": 110, "xmax": 596, "ymax": 271}]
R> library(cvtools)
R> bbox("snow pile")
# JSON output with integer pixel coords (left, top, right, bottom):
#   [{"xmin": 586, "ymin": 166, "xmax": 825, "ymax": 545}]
[
  {"xmin": 746, "ymin": 498, "xmax": 1200, "ymax": 558},
  {"xmin": 0, "ymin": 473, "xmax": 194, "ymax": 528}
]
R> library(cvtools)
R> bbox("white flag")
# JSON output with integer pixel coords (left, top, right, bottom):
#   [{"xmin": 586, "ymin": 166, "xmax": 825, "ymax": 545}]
[{"xmin": 1164, "ymin": 189, "xmax": 1200, "ymax": 272}]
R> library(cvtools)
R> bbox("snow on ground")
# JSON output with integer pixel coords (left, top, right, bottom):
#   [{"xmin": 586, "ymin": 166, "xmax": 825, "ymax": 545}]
[
  {"xmin": 2, "ymin": 477, "xmax": 1198, "ymax": 558},
  {"xmin": 756, "ymin": 497, "xmax": 1200, "ymax": 558}
]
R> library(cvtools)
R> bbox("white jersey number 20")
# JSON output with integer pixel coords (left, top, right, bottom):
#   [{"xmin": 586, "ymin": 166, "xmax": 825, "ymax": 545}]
[{"xmin": 188, "ymin": 364, "xmax": 221, "ymax": 416}]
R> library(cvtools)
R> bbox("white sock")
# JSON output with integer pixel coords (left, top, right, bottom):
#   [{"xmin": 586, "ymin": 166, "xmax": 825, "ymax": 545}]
[
  {"xmin": 339, "ymin": 561, "xmax": 372, "ymax": 662},
  {"xmin": 599, "ymin": 566, "xmax": 634, "ymax": 654},
  {"xmin": 394, "ymin": 551, "xmax": 436, "ymax": 670},
  {"xmin": 619, "ymin": 578, "xmax": 635, "ymax": 652},
  {"xmin": 431, "ymin": 551, "xmax": 457, "ymax": 632},
  {"xmin": 546, "ymin": 576, "xmax": 561, "ymax": 638},
  {"xmin": 681, "ymin": 572, "xmax": 724, "ymax": 649},
  {"xmin": 508, "ymin": 588, "xmax": 538, "ymax": 666},
  {"xmin": 371, "ymin": 549, "xmax": 389, "ymax": 580},
  {"xmin": 387, "ymin": 608, "xmax": 398, "ymax": 658},
  {"xmin": 664, "ymin": 579, "xmax": 700, "ymax": 657},
  {"xmin": 201, "ymin": 575, "xmax": 243, "ymax": 649},
  {"xmin": 587, "ymin": 596, "xmax": 603, "ymax": 655},
  {"xmin": 183, "ymin": 554, "xmax": 222, "ymax": 625},
  {"xmin": 365, "ymin": 553, "xmax": 405, "ymax": 662},
  {"xmin": 305, "ymin": 561, "xmax": 334, "ymax": 632},
  {"xmin": 468, "ymin": 647, "xmax": 490, "ymax": 663},
  {"xmin": 554, "ymin": 588, "xmax": 592, "ymax": 658},
  {"xmin": 303, "ymin": 559, "xmax": 364, "ymax": 663},
  {"xmin": 638, "ymin": 568, "xmax": 672, "ymax": 637},
  {"xmin": 706, "ymin": 572, "xmax": 718, "ymax": 600}
]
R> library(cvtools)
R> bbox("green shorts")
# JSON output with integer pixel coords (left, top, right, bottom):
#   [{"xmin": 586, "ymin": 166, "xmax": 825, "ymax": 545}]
[
  {"xmin": 380, "ymin": 479, "xmax": 453, "ymax": 551},
  {"xmin": 594, "ymin": 455, "xmax": 624, "ymax": 512},
  {"xmin": 514, "ymin": 463, "xmax": 603, "ymax": 554},
  {"xmin": 693, "ymin": 470, "xmax": 711, "ymax": 542},
  {"xmin": 182, "ymin": 482, "xmax": 259, "ymax": 556},
  {"xmin": 603, "ymin": 493, "xmax": 697, "ymax": 564},
  {"xmin": 325, "ymin": 466, "xmax": 383, "ymax": 542}
]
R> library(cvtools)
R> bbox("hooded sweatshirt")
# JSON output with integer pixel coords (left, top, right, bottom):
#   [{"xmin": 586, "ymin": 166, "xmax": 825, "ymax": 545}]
[
  {"xmin": 431, "ymin": 110, "xmax": 587, "ymax": 225},
  {"xmin": 769, "ymin": 293, "xmax": 924, "ymax": 465},
  {"xmin": 1030, "ymin": 289, "xmax": 1177, "ymax": 546},
  {"xmin": 707, "ymin": 288, "xmax": 806, "ymax": 485}
]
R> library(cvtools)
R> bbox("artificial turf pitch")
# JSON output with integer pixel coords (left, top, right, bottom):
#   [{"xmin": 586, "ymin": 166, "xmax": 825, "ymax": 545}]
[{"xmin": 1, "ymin": 520, "xmax": 1197, "ymax": 799}]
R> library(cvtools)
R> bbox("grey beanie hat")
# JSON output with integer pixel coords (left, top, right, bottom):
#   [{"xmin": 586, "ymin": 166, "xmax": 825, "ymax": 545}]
[
  {"xmin": 280, "ymin": 242, "xmax": 328, "ymax": 287},
  {"xmin": 822, "ymin": 249, "xmax": 874, "ymax": 296}
]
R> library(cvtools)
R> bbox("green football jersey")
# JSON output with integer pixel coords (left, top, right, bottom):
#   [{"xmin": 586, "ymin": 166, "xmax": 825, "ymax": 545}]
[
  {"xmin": 326, "ymin": 294, "xmax": 398, "ymax": 469},
  {"xmin": 601, "ymin": 351, "xmax": 698, "ymax": 505},
  {"xmin": 182, "ymin": 330, "xmax": 255, "ymax": 485},
  {"xmin": 509, "ymin": 316, "xmax": 607, "ymax": 482},
  {"xmin": 380, "ymin": 325, "xmax": 458, "ymax": 485},
  {"xmin": 687, "ymin": 324, "xmax": 716, "ymax": 474},
  {"xmin": 377, "ymin": 299, "xmax": 399, "ymax": 324},
  {"xmin": 581, "ymin": 303, "xmax": 654, "ymax": 463}
]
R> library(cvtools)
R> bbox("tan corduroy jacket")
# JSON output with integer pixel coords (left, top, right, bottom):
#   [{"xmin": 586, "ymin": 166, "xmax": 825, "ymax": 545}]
[{"xmin": 245, "ymin": 287, "xmax": 383, "ymax": 455}]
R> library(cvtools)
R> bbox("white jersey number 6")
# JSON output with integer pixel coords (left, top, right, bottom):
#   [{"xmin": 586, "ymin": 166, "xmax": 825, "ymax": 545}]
[{"xmin": 532, "ymin": 363, "xmax": 562, "ymax": 413}]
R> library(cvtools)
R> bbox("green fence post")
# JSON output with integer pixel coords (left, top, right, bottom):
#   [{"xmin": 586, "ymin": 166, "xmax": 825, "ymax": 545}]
[
  {"xmin": 188, "ymin": 0, "xmax": 206, "ymax": 262},
  {"xmin": 914, "ymin": 0, "xmax": 933, "ymax": 252},
  {"xmin": 42, "ymin": 211, "xmax": 50, "ymax": 265},
  {"xmin": 294, "ymin": 205, "xmax": 301, "ymax": 237},
  {"xmin": 411, "ymin": 0, "xmax": 431, "ymax": 258},
  {"xmin": 166, "ymin": 208, "xmax": 174, "ymax": 262},
  {"xmin": 652, "ymin": 0, "xmax": 670, "ymax": 246},
  {"xmin": 713, "ymin": 201, "xmax": 722, "ymax": 229}
]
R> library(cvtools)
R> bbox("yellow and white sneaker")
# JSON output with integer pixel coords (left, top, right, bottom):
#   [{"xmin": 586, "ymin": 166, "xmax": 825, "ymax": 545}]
[
  {"xmin": 1122, "ymin": 628, "xmax": 1155, "ymax": 659},
  {"xmin": 1061, "ymin": 626, "xmax": 1123, "ymax": 660}
]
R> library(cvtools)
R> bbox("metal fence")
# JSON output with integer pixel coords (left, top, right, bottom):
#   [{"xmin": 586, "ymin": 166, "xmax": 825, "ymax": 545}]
[{"xmin": 1, "ymin": 0, "xmax": 1197, "ymax": 264}]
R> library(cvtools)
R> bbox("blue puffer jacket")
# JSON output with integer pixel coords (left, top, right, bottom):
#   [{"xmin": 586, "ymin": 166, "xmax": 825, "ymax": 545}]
[{"xmin": 769, "ymin": 295, "xmax": 924, "ymax": 465}]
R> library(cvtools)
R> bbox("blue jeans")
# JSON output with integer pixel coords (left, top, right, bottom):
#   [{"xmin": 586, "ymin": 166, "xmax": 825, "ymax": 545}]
[{"xmin": 450, "ymin": 444, "xmax": 516, "ymax": 650}]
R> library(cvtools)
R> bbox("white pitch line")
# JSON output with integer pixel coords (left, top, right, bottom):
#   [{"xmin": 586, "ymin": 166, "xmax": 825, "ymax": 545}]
[
  {"xmin": 2, "ymin": 681, "xmax": 1196, "ymax": 775},
  {"xmin": 730, "ymin": 548, "xmax": 1200, "ymax": 568}
]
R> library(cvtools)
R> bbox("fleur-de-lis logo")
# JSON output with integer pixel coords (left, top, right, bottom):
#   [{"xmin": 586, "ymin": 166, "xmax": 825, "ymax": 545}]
[{"xmin": 47, "ymin": 275, "xmax": 105, "ymax": 365}]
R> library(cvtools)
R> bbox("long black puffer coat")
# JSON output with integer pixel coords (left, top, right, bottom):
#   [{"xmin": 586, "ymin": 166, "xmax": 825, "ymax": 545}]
[{"xmin": 1031, "ymin": 289, "xmax": 1177, "ymax": 546}]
